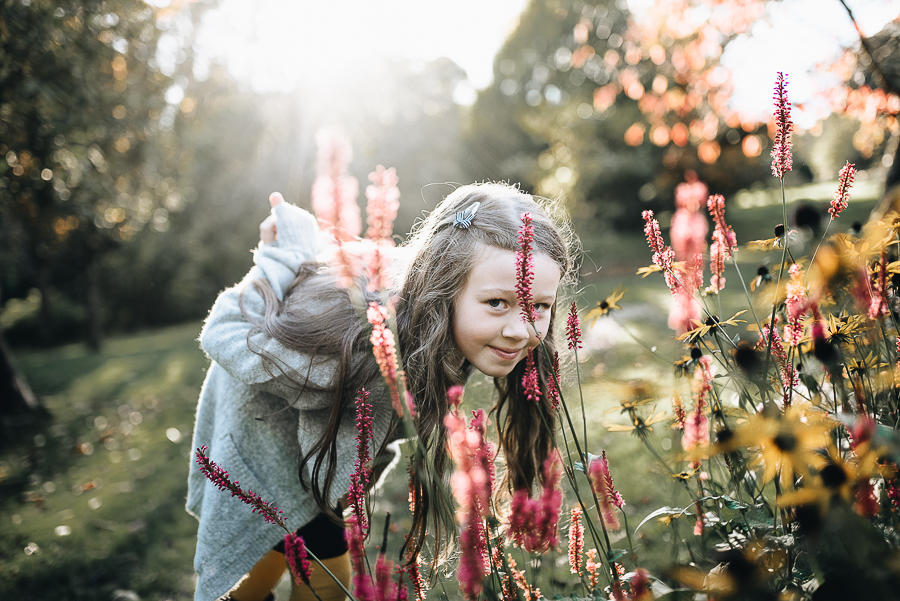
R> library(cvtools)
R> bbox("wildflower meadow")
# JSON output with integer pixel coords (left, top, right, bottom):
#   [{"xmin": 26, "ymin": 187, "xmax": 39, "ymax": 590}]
[{"xmin": 194, "ymin": 73, "xmax": 900, "ymax": 601}]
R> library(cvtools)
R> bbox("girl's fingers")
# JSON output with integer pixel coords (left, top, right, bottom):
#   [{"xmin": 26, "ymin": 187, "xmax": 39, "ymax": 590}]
[
  {"xmin": 259, "ymin": 214, "xmax": 277, "ymax": 245},
  {"xmin": 269, "ymin": 192, "xmax": 284, "ymax": 208}
]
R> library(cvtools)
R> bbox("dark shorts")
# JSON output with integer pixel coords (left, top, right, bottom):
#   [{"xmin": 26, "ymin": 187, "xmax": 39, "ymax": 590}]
[{"xmin": 272, "ymin": 511, "xmax": 348, "ymax": 560}]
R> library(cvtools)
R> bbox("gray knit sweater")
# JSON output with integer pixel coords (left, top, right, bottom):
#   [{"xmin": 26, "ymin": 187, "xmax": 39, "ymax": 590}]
[{"xmin": 186, "ymin": 202, "xmax": 394, "ymax": 601}]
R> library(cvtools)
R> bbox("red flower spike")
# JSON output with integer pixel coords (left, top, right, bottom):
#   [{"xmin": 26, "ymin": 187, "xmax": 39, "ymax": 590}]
[
  {"xmin": 283, "ymin": 532, "xmax": 313, "ymax": 586},
  {"xmin": 771, "ymin": 72, "xmax": 793, "ymax": 179},
  {"xmin": 195, "ymin": 446, "xmax": 286, "ymax": 529},
  {"xmin": 522, "ymin": 349, "xmax": 541, "ymax": 402},
  {"xmin": 566, "ymin": 301, "xmax": 583, "ymax": 350},
  {"xmin": 515, "ymin": 212, "xmax": 538, "ymax": 324},
  {"xmin": 829, "ymin": 161, "xmax": 856, "ymax": 218}
]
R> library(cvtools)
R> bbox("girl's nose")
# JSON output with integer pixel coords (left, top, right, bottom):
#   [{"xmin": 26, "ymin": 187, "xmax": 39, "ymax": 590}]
[{"xmin": 501, "ymin": 314, "xmax": 530, "ymax": 341}]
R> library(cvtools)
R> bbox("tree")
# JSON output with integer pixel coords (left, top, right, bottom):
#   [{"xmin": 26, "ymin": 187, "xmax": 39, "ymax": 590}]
[
  {"xmin": 464, "ymin": 0, "xmax": 899, "ymax": 228},
  {"xmin": 0, "ymin": 0, "xmax": 178, "ymax": 417}
]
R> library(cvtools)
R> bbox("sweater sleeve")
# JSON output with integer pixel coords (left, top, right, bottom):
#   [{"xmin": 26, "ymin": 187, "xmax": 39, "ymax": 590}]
[{"xmin": 199, "ymin": 202, "xmax": 338, "ymax": 405}]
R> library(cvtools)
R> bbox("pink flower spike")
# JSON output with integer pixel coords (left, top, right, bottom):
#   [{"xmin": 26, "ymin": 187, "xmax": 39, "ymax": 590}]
[
  {"xmin": 507, "ymin": 451, "xmax": 563, "ymax": 554},
  {"xmin": 588, "ymin": 452, "xmax": 622, "ymax": 530},
  {"xmin": 367, "ymin": 302, "xmax": 403, "ymax": 416},
  {"xmin": 566, "ymin": 302, "xmax": 583, "ymax": 350},
  {"xmin": 348, "ymin": 389, "xmax": 374, "ymax": 534},
  {"xmin": 870, "ymin": 251, "xmax": 890, "ymax": 320},
  {"xmin": 312, "ymin": 130, "xmax": 361, "ymax": 242},
  {"xmin": 346, "ymin": 515, "xmax": 376, "ymax": 601},
  {"xmin": 516, "ymin": 212, "xmax": 538, "ymax": 324},
  {"xmin": 567, "ymin": 507, "xmax": 584, "ymax": 576},
  {"xmin": 522, "ymin": 349, "xmax": 541, "ymax": 402},
  {"xmin": 707, "ymin": 194, "xmax": 736, "ymax": 291},
  {"xmin": 829, "ymin": 161, "xmax": 856, "ymax": 218},
  {"xmin": 447, "ymin": 385, "xmax": 464, "ymax": 413},
  {"xmin": 283, "ymin": 532, "xmax": 313, "ymax": 586},
  {"xmin": 365, "ymin": 165, "xmax": 400, "ymax": 242},
  {"xmin": 771, "ymin": 72, "xmax": 793, "ymax": 179},
  {"xmin": 195, "ymin": 446, "xmax": 286, "ymax": 529},
  {"xmin": 546, "ymin": 351, "xmax": 561, "ymax": 410},
  {"xmin": 642, "ymin": 210, "xmax": 677, "ymax": 294}
]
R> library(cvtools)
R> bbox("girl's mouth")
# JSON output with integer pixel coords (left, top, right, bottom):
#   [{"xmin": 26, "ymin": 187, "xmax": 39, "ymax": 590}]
[{"xmin": 490, "ymin": 346, "xmax": 523, "ymax": 361}]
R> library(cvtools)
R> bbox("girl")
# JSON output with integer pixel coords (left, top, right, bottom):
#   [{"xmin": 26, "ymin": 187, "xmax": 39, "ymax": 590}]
[{"xmin": 187, "ymin": 182, "xmax": 575, "ymax": 601}]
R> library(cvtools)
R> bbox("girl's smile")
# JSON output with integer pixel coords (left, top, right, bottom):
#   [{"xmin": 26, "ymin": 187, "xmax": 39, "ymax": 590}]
[{"xmin": 452, "ymin": 245, "xmax": 562, "ymax": 377}]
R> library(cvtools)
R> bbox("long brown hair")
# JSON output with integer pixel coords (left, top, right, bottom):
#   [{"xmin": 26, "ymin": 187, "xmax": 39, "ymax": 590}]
[{"xmin": 244, "ymin": 182, "xmax": 576, "ymax": 569}]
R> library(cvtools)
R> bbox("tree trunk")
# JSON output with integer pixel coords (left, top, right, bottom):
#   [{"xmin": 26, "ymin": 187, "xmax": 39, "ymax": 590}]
[{"xmin": 0, "ymin": 282, "xmax": 44, "ymax": 438}]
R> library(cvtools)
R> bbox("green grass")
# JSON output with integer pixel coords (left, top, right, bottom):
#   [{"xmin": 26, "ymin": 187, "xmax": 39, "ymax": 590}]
[{"xmin": 0, "ymin": 322, "xmax": 207, "ymax": 600}]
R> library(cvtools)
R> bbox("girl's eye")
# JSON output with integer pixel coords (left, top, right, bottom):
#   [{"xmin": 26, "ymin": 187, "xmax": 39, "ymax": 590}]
[
  {"xmin": 487, "ymin": 299, "xmax": 505, "ymax": 309},
  {"xmin": 536, "ymin": 303, "xmax": 552, "ymax": 313}
]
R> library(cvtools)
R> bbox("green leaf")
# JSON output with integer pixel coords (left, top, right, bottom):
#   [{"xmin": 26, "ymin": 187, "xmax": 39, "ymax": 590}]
[
  {"xmin": 607, "ymin": 548, "xmax": 629, "ymax": 562},
  {"xmin": 721, "ymin": 495, "xmax": 749, "ymax": 510},
  {"xmin": 635, "ymin": 506, "xmax": 689, "ymax": 533}
]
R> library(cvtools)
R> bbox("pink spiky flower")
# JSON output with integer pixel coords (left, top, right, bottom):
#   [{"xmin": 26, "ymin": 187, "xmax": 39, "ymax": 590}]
[
  {"xmin": 567, "ymin": 507, "xmax": 584, "ymax": 576},
  {"xmin": 588, "ymin": 451, "xmax": 623, "ymax": 530},
  {"xmin": 642, "ymin": 210, "xmax": 677, "ymax": 294},
  {"xmin": 367, "ymin": 302, "xmax": 403, "ymax": 416},
  {"xmin": 566, "ymin": 302, "xmax": 583, "ymax": 350},
  {"xmin": 758, "ymin": 320, "xmax": 798, "ymax": 405},
  {"xmin": 546, "ymin": 351, "xmax": 561, "ymax": 410},
  {"xmin": 364, "ymin": 166, "xmax": 401, "ymax": 293},
  {"xmin": 447, "ymin": 385, "xmax": 464, "ymax": 413},
  {"xmin": 346, "ymin": 514, "xmax": 376, "ymax": 601},
  {"xmin": 445, "ymin": 407, "xmax": 495, "ymax": 600},
  {"xmin": 784, "ymin": 264, "xmax": 808, "ymax": 347},
  {"xmin": 508, "ymin": 555, "xmax": 540, "ymax": 601},
  {"xmin": 365, "ymin": 165, "xmax": 400, "ymax": 242},
  {"xmin": 348, "ymin": 389, "xmax": 373, "ymax": 534},
  {"xmin": 870, "ymin": 251, "xmax": 890, "ymax": 320},
  {"xmin": 683, "ymin": 357, "xmax": 713, "ymax": 462},
  {"xmin": 516, "ymin": 212, "xmax": 538, "ymax": 324},
  {"xmin": 508, "ymin": 451, "xmax": 563, "ymax": 554},
  {"xmin": 585, "ymin": 549, "xmax": 601, "ymax": 591},
  {"xmin": 829, "ymin": 161, "xmax": 856, "ymax": 218},
  {"xmin": 195, "ymin": 446, "xmax": 286, "ymax": 528},
  {"xmin": 283, "ymin": 532, "xmax": 313, "ymax": 586},
  {"xmin": 771, "ymin": 72, "xmax": 793, "ymax": 179},
  {"xmin": 707, "ymin": 194, "xmax": 736, "ymax": 291},
  {"xmin": 312, "ymin": 130, "xmax": 361, "ymax": 242},
  {"xmin": 401, "ymin": 554, "xmax": 427, "ymax": 601},
  {"xmin": 522, "ymin": 349, "xmax": 541, "ymax": 402}
]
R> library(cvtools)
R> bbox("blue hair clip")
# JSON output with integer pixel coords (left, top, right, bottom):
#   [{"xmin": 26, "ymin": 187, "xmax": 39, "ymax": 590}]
[{"xmin": 453, "ymin": 201, "xmax": 480, "ymax": 229}]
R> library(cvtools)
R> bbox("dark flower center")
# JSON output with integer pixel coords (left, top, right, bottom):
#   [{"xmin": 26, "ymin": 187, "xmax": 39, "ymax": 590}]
[
  {"xmin": 774, "ymin": 224, "xmax": 785, "ymax": 237},
  {"xmin": 690, "ymin": 346, "xmax": 702, "ymax": 360},
  {"xmin": 716, "ymin": 429, "xmax": 735, "ymax": 445},
  {"xmin": 733, "ymin": 343, "xmax": 761, "ymax": 375},
  {"xmin": 757, "ymin": 265, "xmax": 770, "ymax": 277},
  {"xmin": 773, "ymin": 432, "xmax": 798, "ymax": 452},
  {"xmin": 600, "ymin": 301, "xmax": 609, "ymax": 310},
  {"xmin": 820, "ymin": 463, "xmax": 848, "ymax": 488}
]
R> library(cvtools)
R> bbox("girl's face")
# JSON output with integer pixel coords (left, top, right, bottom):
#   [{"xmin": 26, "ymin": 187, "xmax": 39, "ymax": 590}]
[{"xmin": 452, "ymin": 245, "xmax": 562, "ymax": 378}]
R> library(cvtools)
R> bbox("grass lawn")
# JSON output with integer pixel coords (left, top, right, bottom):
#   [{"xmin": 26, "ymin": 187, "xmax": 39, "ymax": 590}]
[
  {"xmin": 1, "ymin": 323, "xmax": 207, "ymax": 600},
  {"xmin": 0, "ymin": 187, "xmax": 881, "ymax": 599}
]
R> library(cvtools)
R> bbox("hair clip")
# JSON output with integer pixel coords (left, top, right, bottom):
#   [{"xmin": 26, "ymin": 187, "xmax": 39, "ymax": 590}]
[{"xmin": 453, "ymin": 202, "xmax": 480, "ymax": 229}]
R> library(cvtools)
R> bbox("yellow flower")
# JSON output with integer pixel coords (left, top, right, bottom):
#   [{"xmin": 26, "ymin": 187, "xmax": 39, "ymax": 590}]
[
  {"xmin": 676, "ymin": 311, "xmax": 746, "ymax": 343},
  {"xmin": 731, "ymin": 407, "xmax": 832, "ymax": 490},
  {"xmin": 779, "ymin": 443, "xmax": 879, "ymax": 509},
  {"xmin": 585, "ymin": 285, "xmax": 627, "ymax": 322}
]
